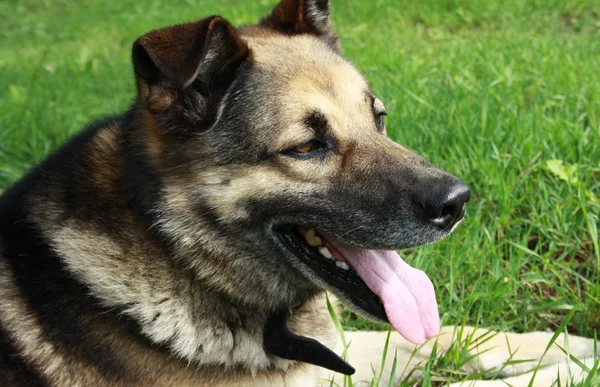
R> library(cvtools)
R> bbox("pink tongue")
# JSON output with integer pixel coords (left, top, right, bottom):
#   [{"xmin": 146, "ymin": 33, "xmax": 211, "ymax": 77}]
[{"xmin": 329, "ymin": 243, "xmax": 440, "ymax": 344}]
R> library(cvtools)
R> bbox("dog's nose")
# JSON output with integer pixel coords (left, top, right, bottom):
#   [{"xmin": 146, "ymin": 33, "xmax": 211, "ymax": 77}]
[{"xmin": 418, "ymin": 179, "xmax": 471, "ymax": 230}]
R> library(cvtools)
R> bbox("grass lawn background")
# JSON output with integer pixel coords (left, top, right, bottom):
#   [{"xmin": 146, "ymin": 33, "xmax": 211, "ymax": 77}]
[{"xmin": 1, "ymin": 0, "xmax": 599, "ymax": 384}]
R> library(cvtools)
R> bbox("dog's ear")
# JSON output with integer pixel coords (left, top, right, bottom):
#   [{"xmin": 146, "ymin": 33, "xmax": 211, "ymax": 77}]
[
  {"xmin": 132, "ymin": 16, "xmax": 250, "ymax": 91},
  {"xmin": 261, "ymin": 0, "xmax": 339, "ymax": 49},
  {"xmin": 132, "ymin": 17, "xmax": 250, "ymax": 131}
]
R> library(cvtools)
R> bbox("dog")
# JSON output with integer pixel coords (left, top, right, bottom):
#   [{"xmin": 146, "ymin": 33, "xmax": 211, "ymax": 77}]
[{"xmin": 0, "ymin": 0, "xmax": 596, "ymax": 385}]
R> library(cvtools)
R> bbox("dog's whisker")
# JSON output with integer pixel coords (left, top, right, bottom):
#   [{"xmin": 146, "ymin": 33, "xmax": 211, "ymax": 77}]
[{"xmin": 335, "ymin": 226, "xmax": 365, "ymax": 239}]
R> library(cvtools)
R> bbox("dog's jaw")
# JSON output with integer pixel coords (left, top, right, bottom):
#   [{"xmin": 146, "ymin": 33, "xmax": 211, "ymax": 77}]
[{"xmin": 272, "ymin": 225, "xmax": 444, "ymax": 345}]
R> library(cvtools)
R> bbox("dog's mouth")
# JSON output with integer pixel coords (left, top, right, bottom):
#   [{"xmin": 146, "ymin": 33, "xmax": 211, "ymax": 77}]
[{"xmin": 274, "ymin": 225, "xmax": 440, "ymax": 344}]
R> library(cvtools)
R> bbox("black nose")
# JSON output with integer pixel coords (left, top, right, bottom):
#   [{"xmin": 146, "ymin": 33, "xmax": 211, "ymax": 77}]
[{"xmin": 418, "ymin": 179, "xmax": 471, "ymax": 230}]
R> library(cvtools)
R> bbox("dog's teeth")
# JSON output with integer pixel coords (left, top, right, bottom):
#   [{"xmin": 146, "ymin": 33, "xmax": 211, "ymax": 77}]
[
  {"xmin": 304, "ymin": 228, "xmax": 322, "ymax": 247},
  {"xmin": 304, "ymin": 228, "xmax": 315, "ymax": 240},
  {"xmin": 336, "ymin": 261, "xmax": 350, "ymax": 270},
  {"xmin": 318, "ymin": 247, "xmax": 333, "ymax": 259},
  {"xmin": 308, "ymin": 236, "xmax": 322, "ymax": 247}
]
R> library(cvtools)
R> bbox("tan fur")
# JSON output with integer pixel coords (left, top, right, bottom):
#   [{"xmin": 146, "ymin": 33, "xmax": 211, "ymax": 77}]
[
  {"xmin": 87, "ymin": 123, "xmax": 124, "ymax": 192},
  {"xmin": 0, "ymin": 252, "xmax": 333, "ymax": 386},
  {"xmin": 246, "ymin": 34, "xmax": 373, "ymax": 142},
  {"xmin": 142, "ymin": 110, "xmax": 169, "ymax": 160},
  {"xmin": 0, "ymin": 260, "xmax": 108, "ymax": 386}
]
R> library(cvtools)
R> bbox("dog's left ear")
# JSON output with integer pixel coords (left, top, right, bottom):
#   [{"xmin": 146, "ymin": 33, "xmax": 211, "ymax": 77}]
[{"xmin": 261, "ymin": 0, "xmax": 339, "ymax": 50}]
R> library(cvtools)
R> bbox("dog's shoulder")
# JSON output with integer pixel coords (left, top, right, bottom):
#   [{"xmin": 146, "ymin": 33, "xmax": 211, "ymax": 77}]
[{"xmin": 0, "ymin": 114, "xmax": 137, "ymax": 386}]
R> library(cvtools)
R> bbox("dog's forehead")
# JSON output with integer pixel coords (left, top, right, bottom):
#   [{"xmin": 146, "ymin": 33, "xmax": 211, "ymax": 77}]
[
  {"xmin": 247, "ymin": 36, "xmax": 367, "ymax": 96},
  {"xmin": 243, "ymin": 34, "xmax": 374, "ymax": 137},
  {"xmin": 245, "ymin": 35, "xmax": 362, "ymax": 78}
]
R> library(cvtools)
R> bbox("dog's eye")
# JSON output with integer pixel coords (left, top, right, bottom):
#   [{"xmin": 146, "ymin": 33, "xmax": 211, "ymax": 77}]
[
  {"xmin": 296, "ymin": 140, "xmax": 316, "ymax": 153},
  {"xmin": 373, "ymin": 97, "xmax": 387, "ymax": 133},
  {"xmin": 285, "ymin": 139, "xmax": 328, "ymax": 158},
  {"xmin": 376, "ymin": 111, "xmax": 387, "ymax": 133}
]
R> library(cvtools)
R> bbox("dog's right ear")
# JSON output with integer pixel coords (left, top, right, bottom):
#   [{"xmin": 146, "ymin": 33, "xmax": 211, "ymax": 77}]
[
  {"xmin": 132, "ymin": 17, "xmax": 250, "ymax": 132},
  {"xmin": 132, "ymin": 16, "xmax": 250, "ymax": 94}
]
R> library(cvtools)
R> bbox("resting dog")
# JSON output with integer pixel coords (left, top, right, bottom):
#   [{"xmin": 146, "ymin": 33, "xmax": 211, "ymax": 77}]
[{"xmin": 0, "ymin": 0, "xmax": 596, "ymax": 385}]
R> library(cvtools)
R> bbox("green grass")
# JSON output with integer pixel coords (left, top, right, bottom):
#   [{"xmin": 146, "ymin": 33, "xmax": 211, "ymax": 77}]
[{"xmin": 1, "ymin": 0, "xmax": 599, "ymax": 385}]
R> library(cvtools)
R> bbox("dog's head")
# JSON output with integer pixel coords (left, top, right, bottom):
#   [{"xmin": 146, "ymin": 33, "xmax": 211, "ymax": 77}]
[{"xmin": 130, "ymin": 0, "xmax": 469, "ymax": 345}]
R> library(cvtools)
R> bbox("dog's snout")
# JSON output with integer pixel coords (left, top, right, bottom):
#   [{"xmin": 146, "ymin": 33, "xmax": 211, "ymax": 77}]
[{"xmin": 418, "ymin": 179, "xmax": 471, "ymax": 230}]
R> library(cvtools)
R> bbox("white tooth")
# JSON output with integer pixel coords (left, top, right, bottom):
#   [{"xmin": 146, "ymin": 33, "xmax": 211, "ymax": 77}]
[
  {"xmin": 318, "ymin": 247, "xmax": 333, "ymax": 259},
  {"xmin": 336, "ymin": 261, "xmax": 350, "ymax": 270},
  {"xmin": 304, "ymin": 228, "xmax": 322, "ymax": 247}
]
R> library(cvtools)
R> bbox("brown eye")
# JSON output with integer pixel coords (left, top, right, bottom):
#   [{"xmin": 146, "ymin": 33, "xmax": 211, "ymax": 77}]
[
  {"xmin": 284, "ymin": 139, "xmax": 329, "ymax": 158},
  {"xmin": 295, "ymin": 140, "xmax": 315, "ymax": 153}
]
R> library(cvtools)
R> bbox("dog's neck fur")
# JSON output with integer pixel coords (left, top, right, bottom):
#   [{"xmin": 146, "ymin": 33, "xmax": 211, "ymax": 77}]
[{"xmin": 24, "ymin": 119, "xmax": 338, "ymax": 374}]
